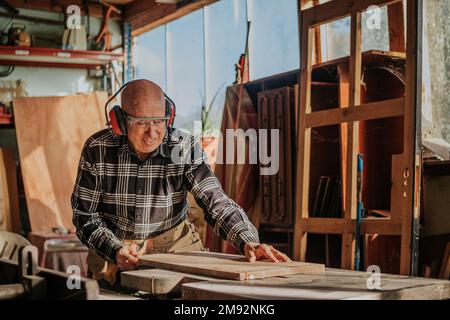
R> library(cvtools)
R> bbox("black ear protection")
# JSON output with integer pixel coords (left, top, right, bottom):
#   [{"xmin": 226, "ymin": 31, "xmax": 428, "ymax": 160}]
[{"xmin": 105, "ymin": 80, "xmax": 176, "ymax": 136}]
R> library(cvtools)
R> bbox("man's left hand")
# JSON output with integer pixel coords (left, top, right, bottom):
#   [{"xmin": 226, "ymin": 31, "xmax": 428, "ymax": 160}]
[{"xmin": 244, "ymin": 242, "xmax": 292, "ymax": 263}]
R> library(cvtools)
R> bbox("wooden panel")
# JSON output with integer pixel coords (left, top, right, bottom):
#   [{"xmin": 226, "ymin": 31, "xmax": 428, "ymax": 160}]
[
  {"xmin": 13, "ymin": 93, "xmax": 107, "ymax": 233},
  {"xmin": 338, "ymin": 64, "xmax": 350, "ymax": 214},
  {"xmin": 139, "ymin": 251, "xmax": 324, "ymax": 281},
  {"xmin": 305, "ymin": 98, "xmax": 405, "ymax": 128},
  {"xmin": 298, "ymin": 217, "xmax": 402, "ymax": 235}
]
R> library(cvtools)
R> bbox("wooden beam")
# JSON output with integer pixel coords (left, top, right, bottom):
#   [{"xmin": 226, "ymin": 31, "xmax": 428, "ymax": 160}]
[
  {"xmin": 303, "ymin": 0, "xmax": 402, "ymax": 27},
  {"xmin": 338, "ymin": 63, "xmax": 351, "ymax": 269},
  {"xmin": 293, "ymin": 17, "xmax": 314, "ymax": 262},
  {"xmin": 399, "ymin": 0, "xmax": 418, "ymax": 276},
  {"xmin": 298, "ymin": 218, "xmax": 402, "ymax": 235},
  {"xmin": 304, "ymin": 97, "xmax": 405, "ymax": 128},
  {"xmin": 127, "ymin": 0, "xmax": 218, "ymax": 36},
  {"xmin": 340, "ymin": 9, "xmax": 363, "ymax": 270}
]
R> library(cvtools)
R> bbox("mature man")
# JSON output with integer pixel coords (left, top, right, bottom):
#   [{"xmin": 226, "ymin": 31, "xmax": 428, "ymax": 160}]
[{"xmin": 72, "ymin": 79, "xmax": 290, "ymax": 286}]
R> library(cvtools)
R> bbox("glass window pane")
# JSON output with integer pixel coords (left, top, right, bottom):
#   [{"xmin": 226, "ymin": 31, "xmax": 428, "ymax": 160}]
[
  {"xmin": 134, "ymin": 25, "xmax": 167, "ymax": 91},
  {"xmin": 204, "ymin": 0, "xmax": 247, "ymax": 131},
  {"xmin": 323, "ymin": 16, "xmax": 351, "ymax": 61},
  {"xmin": 361, "ymin": 5, "xmax": 389, "ymax": 52},
  {"xmin": 247, "ymin": 0, "xmax": 300, "ymax": 80},
  {"xmin": 166, "ymin": 10, "xmax": 205, "ymax": 134}
]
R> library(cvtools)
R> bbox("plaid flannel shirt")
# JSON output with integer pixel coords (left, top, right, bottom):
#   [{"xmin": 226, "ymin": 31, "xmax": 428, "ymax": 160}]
[{"xmin": 71, "ymin": 128, "xmax": 259, "ymax": 262}]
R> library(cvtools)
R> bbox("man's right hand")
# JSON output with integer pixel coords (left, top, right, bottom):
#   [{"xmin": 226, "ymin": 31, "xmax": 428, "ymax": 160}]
[{"xmin": 115, "ymin": 245, "xmax": 140, "ymax": 270}]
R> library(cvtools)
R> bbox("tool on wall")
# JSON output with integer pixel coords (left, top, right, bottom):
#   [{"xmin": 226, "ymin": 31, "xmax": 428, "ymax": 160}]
[
  {"xmin": 7, "ymin": 23, "xmax": 31, "ymax": 47},
  {"xmin": 93, "ymin": 0, "xmax": 121, "ymax": 51}
]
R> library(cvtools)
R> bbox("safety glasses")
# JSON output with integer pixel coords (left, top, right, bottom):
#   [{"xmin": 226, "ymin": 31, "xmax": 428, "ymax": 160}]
[{"xmin": 125, "ymin": 113, "xmax": 170, "ymax": 128}]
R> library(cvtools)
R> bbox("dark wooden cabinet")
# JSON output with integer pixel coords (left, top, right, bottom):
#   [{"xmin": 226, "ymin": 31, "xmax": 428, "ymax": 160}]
[{"xmin": 258, "ymin": 87, "xmax": 296, "ymax": 228}]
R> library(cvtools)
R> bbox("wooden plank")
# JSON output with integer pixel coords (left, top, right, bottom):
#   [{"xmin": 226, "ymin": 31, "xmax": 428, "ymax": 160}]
[
  {"xmin": 313, "ymin": 0, "xmax": 322, "ymax": 64},
  {"xmin": 399, "ymin": 0, "xmax": 418, "ymax": 276},
  {"xmin": 121, "ymin": 268, "xmax": 218, "ymax": 294},
  {"xmin": 13, "ymin": 93, "xmax": 107, "ymax": 233},
  {"xmin": 304, "ymin": 98, "xmax": 405, "ymax": 128},
  {"xmin": 338, "ymin": 63, "xmax": 350, "ymax": 215},
  {"xmin": 139, "ymin": 251, "xmax": 325, "ymax": 281},
  {"xmin": 312, "ymin": 49, "xmax": 406, "ymax": 69},
  {"xmin": 298, "ymin": 218, "xmax": 402, "ymax": 235},
  {"xmin": 293, "ymin": 12, "xmax": 314, "ymax": 262},
  {"xmin": 182, "ymin": 268, "xmax": 450, "ymax": 300}
]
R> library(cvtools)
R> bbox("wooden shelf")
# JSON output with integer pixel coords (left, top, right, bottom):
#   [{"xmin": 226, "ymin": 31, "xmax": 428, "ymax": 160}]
[
  {"xmin": 295, "ymin": 0, "xmax": 419, "ymax": 276},
  {"xmin": 0, "ymin": 45, "xmax": 123, "ymax": 69}
]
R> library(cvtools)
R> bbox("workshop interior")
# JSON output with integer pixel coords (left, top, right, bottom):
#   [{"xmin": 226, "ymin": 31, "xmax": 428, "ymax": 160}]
[{"xmin": 0, "ymin": 0, "xmax": 449, "ymax": 301}]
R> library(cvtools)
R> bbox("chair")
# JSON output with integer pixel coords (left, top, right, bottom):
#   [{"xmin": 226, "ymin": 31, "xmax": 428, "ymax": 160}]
[{"xmin": 0, "ymin": 231, "xmax": 31, "ymax": 262}]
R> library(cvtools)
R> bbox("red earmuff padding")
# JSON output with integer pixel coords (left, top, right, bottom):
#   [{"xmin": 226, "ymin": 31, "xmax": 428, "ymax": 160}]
[
  {"xmin": 168, "ymin": 104, "xmax": 175, "ymax": 127},
  {"xmin": 109, "ymin": 105, "xmax": 127, "ymax": 136}
]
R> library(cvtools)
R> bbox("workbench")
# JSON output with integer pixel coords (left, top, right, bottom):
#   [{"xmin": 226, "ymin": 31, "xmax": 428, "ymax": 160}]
[{"xmin": 120, "ymin": 253, "xmax": 450, "ymax": 300}]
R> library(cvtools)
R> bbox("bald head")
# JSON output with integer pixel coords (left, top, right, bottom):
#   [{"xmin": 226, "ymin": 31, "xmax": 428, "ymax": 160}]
[{"xmin": 121, "ymin": 79, "xmax": 165, "ymax": 117}]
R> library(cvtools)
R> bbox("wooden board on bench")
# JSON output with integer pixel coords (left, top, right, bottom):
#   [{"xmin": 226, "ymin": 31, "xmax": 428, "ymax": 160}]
[{"xmin": 138, "ymin": 251, "xmax": 324, "ymax": 281}]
